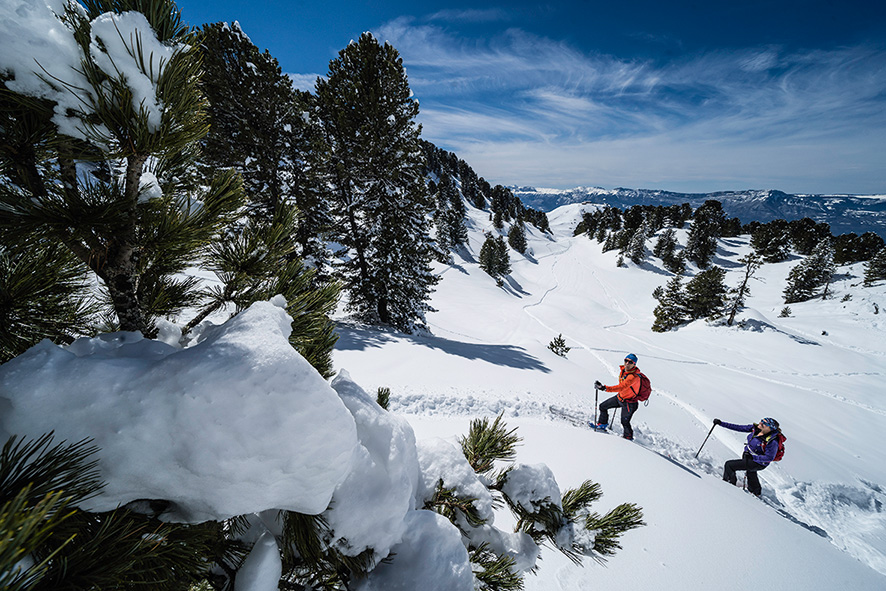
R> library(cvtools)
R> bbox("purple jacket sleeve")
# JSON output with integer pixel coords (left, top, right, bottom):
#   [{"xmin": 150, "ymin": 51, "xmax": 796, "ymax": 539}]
[
  {"xmin": 719, "ymin": 421, "xmax": 753, "ymax": 433},
  {"xmin": 750, "ymin": 438, "xmax": 779, "ymax": 465}
]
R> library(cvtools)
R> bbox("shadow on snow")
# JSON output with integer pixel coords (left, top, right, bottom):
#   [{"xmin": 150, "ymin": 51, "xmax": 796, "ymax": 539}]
[{"xmin": 335, "ymin": 324, "xmax": 551, "ymax": 372}]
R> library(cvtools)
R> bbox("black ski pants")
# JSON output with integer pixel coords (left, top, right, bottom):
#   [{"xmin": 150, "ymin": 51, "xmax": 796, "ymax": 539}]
[
  {"xmin": 723, "ymin": 452, "xmax": 767, "ymax": 496},
  {"xmin": 597, "ymin": 395, "xmax": 638, "ymax": 438}
]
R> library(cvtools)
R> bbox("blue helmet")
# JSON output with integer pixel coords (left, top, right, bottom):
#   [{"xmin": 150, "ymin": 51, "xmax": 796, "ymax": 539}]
[
  {"xmin": 761, "ymin": 417, "xmax": 779, "ymax": 430},
  {"xmin": 624, "ymin": 353, "xmax": 638, "ymax": 364}
]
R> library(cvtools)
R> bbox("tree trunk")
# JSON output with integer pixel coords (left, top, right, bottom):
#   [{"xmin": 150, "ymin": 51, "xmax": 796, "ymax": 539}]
[
  {"xmin": 104, "ymin": 153, "xmax": 149, "ymax": 334},
  {"xmin": 344, "ymin": 191, "xmax": 374, "ymax": 314}
]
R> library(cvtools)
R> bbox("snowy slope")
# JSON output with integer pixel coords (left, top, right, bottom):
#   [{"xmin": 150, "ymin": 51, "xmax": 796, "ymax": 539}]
[{"xmin": 334, "ymin": 201, "xmax": 886, "ymax": 588}]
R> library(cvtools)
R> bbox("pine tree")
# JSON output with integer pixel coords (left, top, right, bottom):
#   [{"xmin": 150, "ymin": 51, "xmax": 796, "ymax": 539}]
[
  {"xmin": 684, "ymin": 266, "xmax": 728, "ymax": 320},
  {"xmin": 595, "ymin": 225, "xmax": 607, "ymax": 244},
  {"xmin": 446, "ymin": 181, "xmax": 469, "ymax": 248},
  {"xmin": 182, "ymin": 203, "xmax": 340, "ymax": 376},
  {"xmin": 653, "ymin": 229, "xmax": 685, "ymax": 275},
  {"xmin": 493, "ymin": 209, "xmax": 505, "ymax": 230},
  {"xmin": 627, "ymin": 220, "xmax": 649, "ymax": 264},
  {"xmin": 494, "ymin": 236, "xmax": 512, "ymax": 277},
  {"xmin": 751, "ymin": 219, "xmax": 792, "ymax": 262},
  {"xmin": 833, "ymin": 231, "xmax": 885, "ymax": 265},
  {"xmin": 653, "ymin": 228, "xmax": 677, "ymax": 260},
  {"xmin": 725, "ymin": 253, "xmax": 763, "ymax": 326},
  {"xmin": 783, "ymin": 238, "xmax": 836, "ymax": 304},
  {"xmin": 575, "ymin": 211, "xmax": 598, "ymax": 237},
  {"xmin": 614, "ymin": 228, "xmax": 633, "ymax": 254},
  {"xmin": 864, "ymin": 247, "xmax": 886, "ymax": 286},
  {"xmin": 198, "ymin": 22, "xmax": 332, "ymax": 272},
  {"xmin": 652, "ymin": 276, "xmax": 688, "ymax": 332},
  {"xmin": 438, "ymin": 415, "xmax": 644, "ymax": 585},
  {"xmin": 663, "ymin": 251, "xmax": 687, "ymax": 276},
  {"xmin": 460, "ymin": 164, "xmax": 486, "ymax": 209},
  {"xmin": 432, "ymin": 182, "xmax": 454, "ymax": 260},
  {"xmin": 479, "ymin": 234, "xmax": 498, "ymax": 278},
  {"xmin": 376, "ymin": 386, "xmax": 391, "ymax": 410},
  {"xmin": 684, "ymin": 200, "xmax": 726, "ymax": 268},
  {"xmin": 600, "ymin": 206, "xmax": 623, "ymax": 231},
  {"xmin": 0, "ymin": 1, "xmax": 340, "ymax": 371},
  {"xmin": 721, "ymin": 217, "xmax": 743, "ymax": 237},
  {"xmin": 524, "ymin": 207, "xmax": 551, "ymax": 234},
  {"xmin": 666, "ymin": 203, "xmax": 693, "ymax": 228},
  {"xmin": 1, "ymin": 434, "xmax": 225, "ymax": 591},
  {"xmin": 316, "ymin": 33, "xmax": 438, "ymax": 332},
  {"xmin": 788, "ymin": 218, "xmax": 831, "ymax": 255},
  {"xmin": 548, "ymin": 334, "xmax": 570, "ymax": 357},
  {"xmin": 199, "ymin": 22, "xmax": 292, "ymax": 218},
  {"xmin": 0, "ymin": 0, "xmax": 244, "ymax": 336},
  {"xmin": 479, "ymin": 234, "xmax": 511, "ymax": 285},
  {"xmin": 431, "ymin": 174, "xmax": 467, "ymax": 260},
  {"xmin": 507, "ymin": 220, "xmax": 527, "ymax": 255},
  {"xmin": 0, "ymin": 239, "xmax": 98, "ymax": 363}
]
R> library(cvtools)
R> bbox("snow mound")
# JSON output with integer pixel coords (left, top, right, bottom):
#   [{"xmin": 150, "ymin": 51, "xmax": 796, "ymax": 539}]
[
  {"xmin": 353, "ymin": 510, "xmax": 473, "ymax": 591},
  {"xmin": 0, "ymin": 300, "xmax": 359, "ymax": 522},
  {"xmin": 322, "ymin": 371, "xmax": 420, "ymax": 560},
  {"xmin": 416, "ymin": 437, "xmax": 495, "ymax": 522}
]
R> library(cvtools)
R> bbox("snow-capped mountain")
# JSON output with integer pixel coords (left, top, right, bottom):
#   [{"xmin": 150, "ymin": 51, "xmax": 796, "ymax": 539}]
[{"xmin": 512, "ymin": 186, "xmax": 886, "ymax": 238}]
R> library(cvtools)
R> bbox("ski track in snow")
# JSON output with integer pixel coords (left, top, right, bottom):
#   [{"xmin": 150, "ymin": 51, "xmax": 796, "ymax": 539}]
[
  {"xmin": 521, "ymin": 240, "xmax": 627, "ymax": 375},
  {"xmin": 777, "ymin": 322, "xmax": 886, "ymax": 359}
]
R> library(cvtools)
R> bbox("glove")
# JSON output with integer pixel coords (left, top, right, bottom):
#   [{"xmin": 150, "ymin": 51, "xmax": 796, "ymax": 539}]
[
  {"xmin": 594, "ymin": 380, "xmax": 604, "ymax": 390},
  {"xmin": 713, "ymin": 418, "xmax": 721, "ymax": 426}
]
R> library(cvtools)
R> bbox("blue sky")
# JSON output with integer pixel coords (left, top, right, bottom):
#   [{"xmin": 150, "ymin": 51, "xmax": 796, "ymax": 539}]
[{"xmin": 177, "ymin": 1, "xmax": 886, "ymax": 194}]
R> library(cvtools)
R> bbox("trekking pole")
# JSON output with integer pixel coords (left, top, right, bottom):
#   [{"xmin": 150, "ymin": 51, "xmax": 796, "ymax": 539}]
[
  {"xmin": 695, "ymin": 423, "xmax": 716, "ymax": 458},
  {"xmin": 593, "ymin": 384, "xmax": 600, "ymax": 426}
]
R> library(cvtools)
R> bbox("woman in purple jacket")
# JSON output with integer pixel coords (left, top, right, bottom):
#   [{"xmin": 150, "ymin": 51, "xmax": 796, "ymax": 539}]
[{"xmin": 714, "ymin": 417, "xmax": 780, "ymax": 497}]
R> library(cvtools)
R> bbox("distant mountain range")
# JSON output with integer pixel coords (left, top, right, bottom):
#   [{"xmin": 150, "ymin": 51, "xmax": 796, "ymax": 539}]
[{"xmin": 511, "ymin": 186, "xmax": 886, "ymax": 238}]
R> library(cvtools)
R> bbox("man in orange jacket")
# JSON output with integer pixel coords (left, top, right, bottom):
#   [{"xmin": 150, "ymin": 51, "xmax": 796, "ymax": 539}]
[{"xmin": 592, "ymin": 353, "xmax": 641, "ymax": 440}]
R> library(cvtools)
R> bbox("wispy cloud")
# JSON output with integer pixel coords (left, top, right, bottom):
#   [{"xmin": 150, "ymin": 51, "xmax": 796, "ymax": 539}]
[
  {"xmin": 286, "ymin": 72, "xmax": 324, "ymax": 92},
  {"xmin": 425, "ymin": 9, "xmax": 511, "ymax": 24},
  {"xmin": 374, "ymin": 19, "xmax": 886, "ymax": 193}
]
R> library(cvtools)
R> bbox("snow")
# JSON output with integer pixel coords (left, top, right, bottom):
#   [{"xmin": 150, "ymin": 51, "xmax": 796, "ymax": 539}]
[
  {"xmin": 2, "ymin": 195, "xmax": 886, "ymax": 588},
  {"xmin": 0, "ymin": 0, "xmax": 78, "ymax": 83},
  {"xmin": 88, "ymin": 11, "xmax": 177, "ymax": 132},
  {"xmin": 0, "ymin": 299, "xmax": 359, "ymax": 522},
  {"xmin": 502, "ymin": 463, "xmax": 563, "ymax": 513},
  {"xmin": 321, "ymin": 371, "xmax": 419, "ymax": 560},
  {"xmin": 416, "ymin": 437, "xmax": 495, "ymax": 521},
  {"xmin": 138, "ymin": 171, "xmax": 163, "ymax": 203},
  {"xmin": 353, "ymin": 510, "xmax": 473, "ymax": 591},
  {"xmin": 0, "ymin": 2, "xmax": 183, "ymax": 139},
  {"xmin": 234, "ymin": 532, "xmax": 282, "ymax": 591}
]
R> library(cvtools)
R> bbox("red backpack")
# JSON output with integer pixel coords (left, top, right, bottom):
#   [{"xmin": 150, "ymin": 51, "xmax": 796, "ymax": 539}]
[
  {"xmin": 762, "ymin": 432, "xmax": 787, "ymax": 461},
  {"xmin": 635, "ymin": 372, "xmax": 652, "ymax": 403}
]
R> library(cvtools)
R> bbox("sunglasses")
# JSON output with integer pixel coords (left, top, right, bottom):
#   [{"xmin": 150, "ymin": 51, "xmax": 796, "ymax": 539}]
[{"xmin": 624, "ymin": 359, "xmax": 635, "ymax": 364}]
